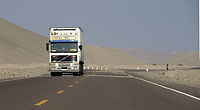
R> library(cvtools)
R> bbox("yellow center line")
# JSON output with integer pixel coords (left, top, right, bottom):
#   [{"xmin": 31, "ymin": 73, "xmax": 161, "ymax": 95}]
[
  {"xmin": 68, "ymin": 84, "xmax": 73, "ymax": 87},
  {"xmin": 56, "ymin": 90, "xmax": 64, "ymax": 94},
  {"xmin": 34, "ymin": 100, "xmax": 48, "ymax": 106},
  {"xmin": 75, "ymin": 81, "xmax": 79, "ymax": 84}
]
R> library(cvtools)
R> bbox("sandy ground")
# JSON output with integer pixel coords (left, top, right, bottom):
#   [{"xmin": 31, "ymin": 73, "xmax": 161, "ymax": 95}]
[
  {"xmin": 0, "ymin": 63, "xmax": 48, "ymax": 81},
  {"xmin": 85, "ymin": 64, "xmax": 192, "ymax": 70},
  {"xmin": 125, "ymin": 69, "xmax": 200, "ymax": 88},
  {"xmin": 164, "ymin": 69, "xmax": 200, "ymax": 87}
]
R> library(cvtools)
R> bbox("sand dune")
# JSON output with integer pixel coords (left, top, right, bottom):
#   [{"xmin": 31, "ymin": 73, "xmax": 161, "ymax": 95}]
[
  {"xmin": 125, "ymin": 48, "xmax": 175, "ymax": 64},
  {"xmin": 0, "ymin": 18, "xmax": 48, "ymax": 64},
  {"xmin": 125, "ymin": 47, "xmax": 200, "ymax": 66},
  {"xmin": 85, "ymin": 45, "xmax": 144, "ymax": 66},
  {"xmin": 164, "ymin": 51, "xmax": 200, "ymax": 66}
]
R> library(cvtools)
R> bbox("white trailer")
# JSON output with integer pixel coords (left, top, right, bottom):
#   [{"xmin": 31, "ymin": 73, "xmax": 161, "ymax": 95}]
[{"xmin": 46, "ymin": 27, "xmax": 84, "ymax": 76}]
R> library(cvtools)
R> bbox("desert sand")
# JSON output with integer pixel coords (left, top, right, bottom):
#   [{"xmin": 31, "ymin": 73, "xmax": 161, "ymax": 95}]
[
  {"xmin": 125, "ymin": 69, "xmax": 200, "ymax": 88},
  {"xmin": 0, "ymin": 63, "xmax": 48, "ymax": 81}
]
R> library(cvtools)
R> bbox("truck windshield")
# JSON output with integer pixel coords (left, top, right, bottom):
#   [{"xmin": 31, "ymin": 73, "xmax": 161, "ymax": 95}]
[{"xmin": 50, "ymin": 42, "xmax": 78, "ymax": 53}]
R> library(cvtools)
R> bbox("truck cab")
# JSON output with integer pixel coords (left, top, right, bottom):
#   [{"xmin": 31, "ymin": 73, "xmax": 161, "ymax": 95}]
[{"xmin": 46, "ymin": 27, "xmax": 84, "ymax": 76}]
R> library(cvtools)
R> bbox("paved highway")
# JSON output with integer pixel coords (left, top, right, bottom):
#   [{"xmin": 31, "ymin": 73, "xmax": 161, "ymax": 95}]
[{"xmin": 0, "ymin": 70, "xmax": 199, "ymax": 110}]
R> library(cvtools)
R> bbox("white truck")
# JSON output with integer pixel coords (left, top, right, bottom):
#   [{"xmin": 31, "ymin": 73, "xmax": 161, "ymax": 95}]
[{"xmin": 46, "ymin": 27, "xmax": 84, "ymax": 76}]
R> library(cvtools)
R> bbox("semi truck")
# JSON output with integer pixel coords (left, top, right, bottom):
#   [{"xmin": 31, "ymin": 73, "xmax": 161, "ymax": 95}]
[{"xmin": 46, "ymin": 27, "xmax": 84, "ymax": 76}]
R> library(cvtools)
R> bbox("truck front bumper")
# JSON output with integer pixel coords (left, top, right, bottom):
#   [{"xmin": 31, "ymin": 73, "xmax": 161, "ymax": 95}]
[
  {"xmin": 50, "ymin": 68, "xmax": 79, "ymax": 73},
  {"xmin": 49, "ymin": 62, "xmax": 80, "ymax": 73}
]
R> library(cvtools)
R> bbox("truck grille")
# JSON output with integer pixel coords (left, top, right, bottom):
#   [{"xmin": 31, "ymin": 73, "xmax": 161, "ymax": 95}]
[
  {"xmin": 61, "ymin": 67, "xmax": 68, "ymax": 69},
  {"xmin": 51, "ymin": 55, "xmax": 77, "ymax": 62}
]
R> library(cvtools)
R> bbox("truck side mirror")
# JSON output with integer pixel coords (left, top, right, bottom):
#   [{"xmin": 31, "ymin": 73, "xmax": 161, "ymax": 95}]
[
  {"xmin": 46, "ymin": 43, "xmax": 49, "ymax": 51},
  {"xmin": 79, "ymin": 45, "xmax": 82, "ymax": 50}
]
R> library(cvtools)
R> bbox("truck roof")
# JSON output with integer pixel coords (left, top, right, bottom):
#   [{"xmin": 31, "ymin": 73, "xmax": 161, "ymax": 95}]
[{"xmin": 49, "ymin": 27, "xmax": 84, "ymax": 32}]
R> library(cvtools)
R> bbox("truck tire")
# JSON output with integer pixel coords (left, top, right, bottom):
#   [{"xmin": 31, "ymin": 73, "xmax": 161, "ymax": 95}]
[{"xmin": 80, "ymin": 64, "xmax": 84, "ymax": 76}]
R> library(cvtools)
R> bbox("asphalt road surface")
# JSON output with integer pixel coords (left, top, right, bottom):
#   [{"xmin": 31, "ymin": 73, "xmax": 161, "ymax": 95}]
[{"xmin": 0, "ymin": 70, "xmax": 199, "ymax": 110}]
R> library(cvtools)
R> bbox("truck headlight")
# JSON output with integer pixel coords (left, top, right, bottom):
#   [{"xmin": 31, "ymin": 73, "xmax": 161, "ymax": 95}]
[{"xmin": 73, "ymin": 66, "xmax": 79, "ymax": 69}]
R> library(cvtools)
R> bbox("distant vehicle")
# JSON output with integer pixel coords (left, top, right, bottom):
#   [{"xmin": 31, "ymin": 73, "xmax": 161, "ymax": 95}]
[{"xmin": 46, "ymin": 27, "xmax": 84, "ymax": 76}]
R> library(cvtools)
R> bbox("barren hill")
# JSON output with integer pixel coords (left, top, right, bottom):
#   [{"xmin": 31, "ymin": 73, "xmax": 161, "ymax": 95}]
[
  {"xmin": 0, "ymin": 18, "xmax": 143, "ymax": 65},
  {"xmin": 164, "ymin": 51, "xmax": 200, "ymax": 66},
  {"xmin": 85, "ymin": 45, "xmax": 144, "ymax": 66},
  {"xmin": 0, "ymin": 18, "xmax": 48, "ymax": 64},
  {"xmin": 125, "ymin": 48, "xmax": 175, "ymax": 64}
]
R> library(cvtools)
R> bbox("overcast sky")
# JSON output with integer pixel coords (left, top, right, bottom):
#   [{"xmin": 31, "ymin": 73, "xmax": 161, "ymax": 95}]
[{"xmin": 0, "ymin": 0, "xmax": 198, "ymax": 51}]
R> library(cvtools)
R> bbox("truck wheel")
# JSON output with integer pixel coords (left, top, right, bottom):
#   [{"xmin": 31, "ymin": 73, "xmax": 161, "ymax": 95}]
[{"xmin": 80, "ymin": 64, "xmax": 84, "ymax": 76}]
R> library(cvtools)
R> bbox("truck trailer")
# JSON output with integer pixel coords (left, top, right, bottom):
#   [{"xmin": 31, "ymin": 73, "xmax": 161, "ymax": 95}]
[{"xmin": 46, "ymin": 27, "xmax": 84, "ymax": 76}]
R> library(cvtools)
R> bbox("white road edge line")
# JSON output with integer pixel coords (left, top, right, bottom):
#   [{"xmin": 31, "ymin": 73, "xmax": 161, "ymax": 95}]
[{"xmin": 122, "ymin": 72, "xmax": 200, "ymax": 101}]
